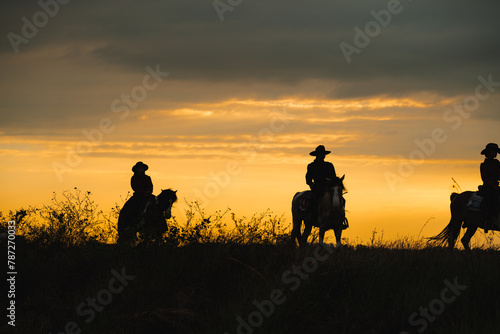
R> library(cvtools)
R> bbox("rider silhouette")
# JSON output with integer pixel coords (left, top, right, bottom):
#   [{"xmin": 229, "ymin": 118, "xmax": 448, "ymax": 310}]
[
  {"xmin": 306, "ymin": 145, "xmax": 337, "ymax": 193},
  {"xmin": 480, "ymin": 143, "xmax": 500, "ymax": 228},
  {"xmin": 131, "ymin": 161, "xmax": 154, "ymax": 219},
  {"xmin": 306, "ymin": 145, "xmax": 337, "ymax": 223}
]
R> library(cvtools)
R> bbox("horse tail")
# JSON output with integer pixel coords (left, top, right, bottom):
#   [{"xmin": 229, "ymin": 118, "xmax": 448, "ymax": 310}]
[
  {"xmin": 428, "ymin": 220, "xmax": 459, "ymax": 248},
  {"xmin": 428, "ymin": 192, "xmax": 463, "ymax": 248}
]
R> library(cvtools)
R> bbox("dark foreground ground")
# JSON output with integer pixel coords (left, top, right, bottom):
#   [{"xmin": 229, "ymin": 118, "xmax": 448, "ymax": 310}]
[{"xmin": 2, "ymin": 240, "xmax": 500, "ymax": 334}]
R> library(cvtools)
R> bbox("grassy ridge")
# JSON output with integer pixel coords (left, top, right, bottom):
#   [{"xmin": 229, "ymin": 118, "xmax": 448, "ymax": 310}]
[
  {"xmin": 2, "ymin": 190, "xmax": 500, "ymax": 333},
  {"xmin": 4, "ymin": 241, "xmax": 500, "ymax": 334}
]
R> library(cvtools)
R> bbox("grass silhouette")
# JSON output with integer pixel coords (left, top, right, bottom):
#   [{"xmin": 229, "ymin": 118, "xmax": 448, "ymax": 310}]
[{"xmin": 1, "ymin": 189, "xmax": 500, "ymax": 333}]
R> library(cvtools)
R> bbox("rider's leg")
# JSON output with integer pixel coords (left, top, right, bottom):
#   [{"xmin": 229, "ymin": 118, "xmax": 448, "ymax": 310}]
[{"xmin": 482, "ymin": 187, "xmax": 497, "ymax": 230}]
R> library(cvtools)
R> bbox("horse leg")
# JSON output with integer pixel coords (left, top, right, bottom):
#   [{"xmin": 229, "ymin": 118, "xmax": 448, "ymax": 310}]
[
  {"xmin": 334, "ymin": 226, "xmax": 343, "ymax": 247},
  {"xmin": 291, "ymin": 215, "xmax": 302, "ymax": 246},
  {"xmin": 318, "ymin": 227, "xmax": 325, "ymax": 245},
  {"xmin": 302, "ymin": 222, "xmax": 312, "ymax": 246},
  {"xmin": 118, "ymin": 215, "xmax": 136, "ymax": 245},
  {"xmin": 461, "ymin": 226, "xmax": 477, "ymax": 251},
  {"xmin": 446, "ymin": 206, "xmax": 466, "ymax": 249}
]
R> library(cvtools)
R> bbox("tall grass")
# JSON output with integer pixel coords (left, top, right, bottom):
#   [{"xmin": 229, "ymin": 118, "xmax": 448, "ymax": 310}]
[
  {"xmin": 166, "ymin": 200, "xmax": 289, "ymax": 246},
  {"xmin": 1, "ymin": 188, "xmax": 116, "ymax": 246},
  {"xmin": 0, "ymin": 188, "xmax": 290, "ymax": 247},
  {"xmin": 3, "ymin": 188, "xmax": 500, "ymax": 249}
]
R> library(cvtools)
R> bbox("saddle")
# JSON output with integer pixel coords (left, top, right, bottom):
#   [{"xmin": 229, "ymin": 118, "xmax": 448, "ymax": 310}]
[
  {"xmin": 467, "ymin": 192, "xmax": 483, "ymax": 212},
  {"xmin": 466, "ymin": 187, "xmax": 500, "ymax": 231}
]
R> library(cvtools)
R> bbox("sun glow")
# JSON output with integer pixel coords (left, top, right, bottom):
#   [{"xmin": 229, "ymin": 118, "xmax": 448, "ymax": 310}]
[{"xmin": 0, "ymin": 92, "xmax": 495, "ymax": 245}]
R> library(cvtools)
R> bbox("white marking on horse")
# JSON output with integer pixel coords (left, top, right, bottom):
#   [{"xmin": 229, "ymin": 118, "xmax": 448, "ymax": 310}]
[{"xmin": 332, "ymin": 185, "xmax": 340, "ymax": 208}]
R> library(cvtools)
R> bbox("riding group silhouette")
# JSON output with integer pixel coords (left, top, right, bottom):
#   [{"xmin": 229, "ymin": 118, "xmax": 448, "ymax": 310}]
[{"xmin": 117, "ymin": 143, "xmax": 500, "ymax": 249}]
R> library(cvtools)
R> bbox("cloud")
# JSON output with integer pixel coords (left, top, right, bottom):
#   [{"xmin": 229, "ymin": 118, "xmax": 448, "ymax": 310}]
[
  {"xmin": 1, "ymin": 0, "xmax": 499, "ymax": 166},
  {"xmin": 2, "ymin": 0, "xmax": 499, "ymax": 92}
]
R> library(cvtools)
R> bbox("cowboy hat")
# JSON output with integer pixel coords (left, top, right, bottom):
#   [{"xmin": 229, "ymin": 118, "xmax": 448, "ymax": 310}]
[
  {"xmin": 310, "ymin": 145, "xmax": 331, "ymax": 156},
  {"xmin": 132, "ymin": 161, "xmax": 149, "ymax": 172},
  {"xmin": 481, "ymin": 143, "xmax": 500, "ymax": 155}
]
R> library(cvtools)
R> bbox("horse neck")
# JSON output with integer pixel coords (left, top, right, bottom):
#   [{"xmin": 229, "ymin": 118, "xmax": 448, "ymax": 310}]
[
  {"xmin": 321, "ymin": 185, "xmax": 341, "ymax": 209},
  {"xmin": 319, "ymin": 190, "xmax": 332, "ymax": 208},
  {"xmin": 155, "ymin": 196, "xmax": 168, "ymax": 212},
  {"xmin": 334, "ymin": 185, "xmax": 343, "ymax": 205}
]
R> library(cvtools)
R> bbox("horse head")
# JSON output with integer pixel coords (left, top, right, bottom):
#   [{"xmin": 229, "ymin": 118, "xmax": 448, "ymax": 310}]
[
  {"xmin": 158, "ymin": 189, "xmax": 178, "ymax": 219},
  {"xmin": 330, "ymin": 175, "xmax": 346, "ymax": 209}
]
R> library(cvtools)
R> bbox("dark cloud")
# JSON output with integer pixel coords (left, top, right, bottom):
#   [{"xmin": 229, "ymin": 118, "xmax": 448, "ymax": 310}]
[
  {"xmin": 3, "ymin": 0, "xmax": 499, "ymax": 85},
  {"xmin": 1, "ymin": 0, "xmax": 499, "ymax": 133}
]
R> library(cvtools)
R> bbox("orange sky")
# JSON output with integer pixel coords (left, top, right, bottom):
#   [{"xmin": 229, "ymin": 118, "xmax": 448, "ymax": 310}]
[{"xmin": 0, "ymin": 95, "xmax": 497, "ymax": 245}]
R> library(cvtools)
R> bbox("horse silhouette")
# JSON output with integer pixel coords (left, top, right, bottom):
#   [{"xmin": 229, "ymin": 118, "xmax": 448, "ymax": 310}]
[
  {"xmin": 118, "ymin": 189, "xmax": 177, "ymax": 244},
  {"xmin": 291, "ymin": 175, "xmax": 348, "ymax": 247},
  {"xmin": 430, "ymin": 191, "xmax": 500, "ymax": 250}
]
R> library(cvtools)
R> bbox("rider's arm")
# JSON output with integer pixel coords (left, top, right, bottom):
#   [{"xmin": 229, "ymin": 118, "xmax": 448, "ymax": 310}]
[
  {"xmin": 329, "ymin": 162, "xmax": 337, "ymax": 179},
  {"xmin": 146, "ymin": 175, "xmax": 153, "ymax": 194},
  {"xmin": 306, "ymin": 164, "xmax": 314, "ymax": 189}
]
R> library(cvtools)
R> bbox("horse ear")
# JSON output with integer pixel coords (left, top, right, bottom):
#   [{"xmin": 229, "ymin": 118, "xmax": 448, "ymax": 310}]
[
  {"xmin": 340, "ymin": 174, "xmax": 345, "ymax": 181},
  {"xmin": 174, "ymin": 190, "xmax": 178, "ymax": 194}
]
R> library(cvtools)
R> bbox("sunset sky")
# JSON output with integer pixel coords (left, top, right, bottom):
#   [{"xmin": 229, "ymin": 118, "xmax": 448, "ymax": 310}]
[{"xmin": 1, "ymin": 0, "xmax": 500, "ymax": 244}]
